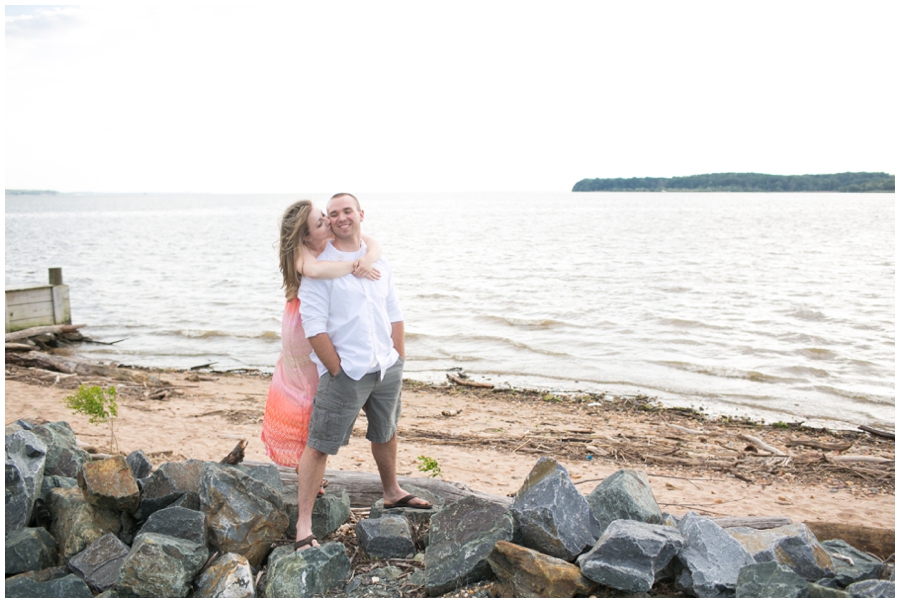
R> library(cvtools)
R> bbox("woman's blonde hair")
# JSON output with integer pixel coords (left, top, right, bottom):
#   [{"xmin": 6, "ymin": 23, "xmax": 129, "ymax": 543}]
[{"xmin": 279, "ymin": 200, "xmax": 314, "ymax": 300}]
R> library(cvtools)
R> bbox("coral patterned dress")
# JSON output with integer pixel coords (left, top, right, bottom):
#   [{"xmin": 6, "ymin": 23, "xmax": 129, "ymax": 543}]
[{"xmin": 261, "ymin": 297, "xmax": 320, "ymax": 467}]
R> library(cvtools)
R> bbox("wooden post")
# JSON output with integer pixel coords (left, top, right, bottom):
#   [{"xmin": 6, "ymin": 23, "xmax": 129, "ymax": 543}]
[{"xmin": 49, "ymin": 268, "xmax": 63, "ymax": 286}]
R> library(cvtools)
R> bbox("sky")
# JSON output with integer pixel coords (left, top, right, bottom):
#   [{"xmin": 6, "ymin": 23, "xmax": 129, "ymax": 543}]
[{"xmin": 4, "ymin": 1, "xmax": 898, "ymax": 194}]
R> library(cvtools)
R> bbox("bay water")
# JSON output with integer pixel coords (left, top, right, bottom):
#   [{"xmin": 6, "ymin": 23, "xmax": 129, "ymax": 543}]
[{"xmin": 5, "ymin": 192, "xmax": 894, "ymax": 429}]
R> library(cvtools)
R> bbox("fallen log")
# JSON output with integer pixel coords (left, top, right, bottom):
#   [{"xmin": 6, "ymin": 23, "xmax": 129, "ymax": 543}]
[
  {"xmin": 5, "ymin": 351, "xmax": 160, "ymax": 384},
  {"xmin": 5, "ymin": 342, "xmax": 38, "ymax": 352},
  {"xmin": 5, "ymin": 324, "xmax": 86, "ymax": 342},
  {"xmin": 806, "ymin": 521, "xmax": 895, "ymax": 559},
  {"xmin": 858, "ymin": 425, "xmax": 895, "ymax": 440},
  {"xmin": 785, "ymin": 438, "xmax": 853, "ymax": 452}
]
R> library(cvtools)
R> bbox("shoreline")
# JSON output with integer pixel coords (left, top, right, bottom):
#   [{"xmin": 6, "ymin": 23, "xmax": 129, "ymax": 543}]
[{"xmin": 4, "ymin": 361, "xmax": 894, "ymax": 532}]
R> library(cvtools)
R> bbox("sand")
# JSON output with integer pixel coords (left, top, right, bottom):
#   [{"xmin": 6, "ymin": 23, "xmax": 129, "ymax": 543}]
[{"xmin": 4, "ymin": 365, "xmax": 894, "ymax": 531}]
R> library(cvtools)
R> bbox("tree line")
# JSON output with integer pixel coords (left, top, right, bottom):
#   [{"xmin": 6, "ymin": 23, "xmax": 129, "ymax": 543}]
[{"xmin": 572, "ymin": 172, "xmax": 894, "ymax": 193}]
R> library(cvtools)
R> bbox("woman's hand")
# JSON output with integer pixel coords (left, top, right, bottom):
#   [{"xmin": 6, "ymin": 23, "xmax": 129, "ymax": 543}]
[{"xmin": 352, "ymin": 258, "xmax": 381, "ymax": 280}]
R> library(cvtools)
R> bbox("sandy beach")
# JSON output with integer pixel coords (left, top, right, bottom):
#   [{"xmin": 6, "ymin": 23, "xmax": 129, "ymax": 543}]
[{"xmin": 5, "ymin": 361, "xmax": 894, "ymax": 536}]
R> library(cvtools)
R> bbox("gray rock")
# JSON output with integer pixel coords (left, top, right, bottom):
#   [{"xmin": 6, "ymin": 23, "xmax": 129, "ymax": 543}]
[
  {"xmin": 5, "ymin": 572, "xmax": 93, "ymax": 598},
  {"xmin": 29, "ymin": 421, "xmax": 89, "ymax": 478},
  {"xmin": 41, "ymin": 474, "xmax": 78, "ymax": 497},
  {"xmin": 509, "ymin": 457, "xmax": 599, "ymax": 561},
  {"xmin": 125, "ymin": 449, "xmax": 152, "ymax": 480},
  {"xmin": 264, "ymin": 541, "xmax": 351, "ymax": 598},
  {"xmin": 77, "ymin": 455, "xmax": 140, "ymax": 513},
  {"xmin": 233, "ymin": 462, "xmax": 283, "ymax": 492},
  {"xmin": 424, "ymin": 496, "xmax": 515, "ymax": 596},
  {"xmin": 735, "ymin": 561, "xmax": 809, "ymax": 598},
  {"xmin": 820, "ymin": 539, "xmax": 885, "ymax": 588},
  {"xmin": 5, "ymin": 527, "xmax": 58, "ymax": 574},
  {"xmin": 313, "ymin": 489, "xmax": 352, "ymax": 540},
  {"xmin": 115, "ymin": 532, "xmax": 208, "ymax": 597},
  {"xmin": 138, "ymin": 459, "xmax": 207, "ymax": 518},
  {"xmin": 846, "ymin": 579, "xmax": 895, "ymax": 598},
  {"xmin": 5, "ymin": 430, "xmax": 47, "ymax": 532},
  {"xmin": 808, "ymin": 582, "xmax": 852, "ymax": 597},
  {"xmin": 675, "ymin": 512, "xmax": 754, "ymax": 597},
  {"xmin": 194, "ymin": 552, "xmax": 255, "ymax": 598},
  {"xmin": 199, "ymin": 463, "xmax": 288, "ymax": 566},
  {"xmin": 356, "ymin": 516, "xmax": 416, "ymax": 560},
  {"xmin": 342, "ymin": 565, "xmax": 407, "ymax": 597},
  {"xmin": 66, "ymin": 533, "xmax": 130, "ymax": 593},
  {"xmin": 578, "ymin": 519, "xmax": 683, "ymax": 593},
  {"xmin": 46, "ymin": 486, "xmax": 121, "ymax": 560},
  {"xmin": 727, "ymin": 523, "xmax": 835, "ymax": 581},
  {"xmin": 586, "ymin": 469, "xmax": 662, "ymax": 535},
  {"xmin": 9, "ymin": 419, "xmax": 36, "ymax": 432},
  {"xmin": 167, "ymin": 491, "xmax": 201, "ymax": 511},
  {"xmin": 137, "ymin": 506, "xmax": 207, "ymax": 546}
]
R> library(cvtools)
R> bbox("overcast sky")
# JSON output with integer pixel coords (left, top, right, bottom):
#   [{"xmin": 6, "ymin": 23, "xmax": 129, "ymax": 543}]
[{"xmin": 5, "ymin": 1, "xmax": 897, "ymax": 193}]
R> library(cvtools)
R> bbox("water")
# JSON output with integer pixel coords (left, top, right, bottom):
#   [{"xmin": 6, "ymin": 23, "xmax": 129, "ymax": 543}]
[{"xmin": 5, "ymin": 192, "xmax": 894, "ymax": 429}]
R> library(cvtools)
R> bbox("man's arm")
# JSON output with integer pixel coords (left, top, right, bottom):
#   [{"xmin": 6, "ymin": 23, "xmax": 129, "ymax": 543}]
[
  {"xmin": 391, "ymin": 321, "xmax": 404, "ymax": 359},
  {"xmin": 308, "ymin": 333, "xmax": 342, "ymax": 377}
]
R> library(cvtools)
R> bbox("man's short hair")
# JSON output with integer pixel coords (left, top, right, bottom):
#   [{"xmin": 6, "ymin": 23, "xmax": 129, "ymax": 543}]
[{"xmin": 329, "ymin": 192, "xmax": 360, "ymax": 211}]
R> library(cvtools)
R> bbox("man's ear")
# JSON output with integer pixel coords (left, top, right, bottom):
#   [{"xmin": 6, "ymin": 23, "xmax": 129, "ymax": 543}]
[{"xmin": 359, "ymin": 209, "xmax": 365, "ymax": 222}]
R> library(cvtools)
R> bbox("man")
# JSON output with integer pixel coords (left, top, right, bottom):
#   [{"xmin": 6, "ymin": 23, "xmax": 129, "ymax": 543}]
[{"xmin": 294, "ymin": 193, "xmax": 430, "ymax": 550}]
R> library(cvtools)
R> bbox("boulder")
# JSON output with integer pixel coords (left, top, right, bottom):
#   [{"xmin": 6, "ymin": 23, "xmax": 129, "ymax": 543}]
[
  {"xmin": 808, "ymin": 582, "xmax": 852, "ymax": 598},
  {"xmin": 167, "ymin": 491, "xmax": 201, "ymax": 511},
  {"xmin": 66, "ymin": 533, "xmax": 130, "ymax": 593},
  {"xmin": 735, "ymin": 561, "xmax": 810, "ymax": 598},
  {"xmin": 487, "ymin": 540, "xmax": 596, "ymax": 597},
  {"xmin": 5, "ymin": 572, "xmax": 93, "ymax": 598},
  {"xmin": 77, "ymin": 455, "xmax": 140, "ymax": 513},
  {"xmin": 138, "ymin": 459, "xmax": 207, "ymax": 518},
  {"xmin": 578, "ymin": 519, "xmax": 683, "ymax": 593},
  {"xmin": 5, "ymin": 527, "xmax": 58, "ymax": 574},
  {"xmin": 46, "ymin": 486, "xmax": 121, "ymax": 560},
  {"xmin": 846, "ymin": 579, "xmax": 895, "ymax": 598},
  {"xmin": 509, "ymin": 457, "xmax": 599, "ymax": 561},
  {"xmin": 5, "ymin": 430, "xmax": 47, "ymax": 532},
  {"xmin": 232, "ymin": 462, "xmax": 283, "ymax": 492},
  {"xmin": 115, "ymin": 532, "xmax": 208, "ymax": 598},
  {"xmin": 424, "ymin": 495, "xmax": 515, "ymax": 596},
  {"xmin": 29, "ymin": 421, "xmax": 89, "ymax": 478},
  {"xmin": 727, "ymin": 522, "xmax": 835, "ymax": 581},
  {"xmin": 586, "ymin": 469, "xmax": 662, "ymax": 534},
  {"xmin": 199, "ymin": 463, "xmax": 289, "ymax": 566},
  {"xmin": 194, "ymin": 552, "xmax": 255, "ymax": 598},
  {"xmin": 264, "ymin": 541, "xmax": 351, "ymax": 598},
  {"xmin": 313, "ymin": 489, "xmax": 351, "ymax": 540},
  {"xmin": 356, "ymin": 516, "xmax": 416, "ymax": 560},
  {"xmin": 125, "ymin": 449, "xmax": 152, "ymax": 480},
  {"xmin": 819, "ymin": 539, "xmax": 885, "ymax": 588},
  {"xmin": 41, "ymin": 474, "xmax": 77, "ymax": 496},
  {"xmin": 675, "ymin": 512, "xmax": 754, "ymax": 597},
  {"xmin": 136, "ymin": 506, "xmax": 207, "ymax": 547}
]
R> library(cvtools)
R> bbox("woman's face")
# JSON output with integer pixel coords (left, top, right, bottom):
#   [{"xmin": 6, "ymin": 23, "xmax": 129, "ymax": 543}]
[{"xmin": 305, "ymin": 206, "xmax": 333, "ymax": 247}]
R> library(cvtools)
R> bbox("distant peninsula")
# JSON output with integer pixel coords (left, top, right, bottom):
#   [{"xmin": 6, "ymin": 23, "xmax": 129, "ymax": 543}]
[
  {"xmin": 5, "ymin": 189, "xmax": 59, "ymax": 195},
  {"xmin": 572, "ymin": 172, "xmax": 894, "ymax": 193}
]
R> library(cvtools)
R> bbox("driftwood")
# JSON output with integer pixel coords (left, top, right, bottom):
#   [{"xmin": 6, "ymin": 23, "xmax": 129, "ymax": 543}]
[
  {"xmin": 825, "ymin": 454, "xmax": 894, "ymax": 464},
  {"xmin": 806, "ymin": 521, "xmax": 895, "ymax": 559},
  {"xmin": 709, "ymin": 516, "xmax": 792, "ymax": 530},
  {"xmin": 221, "ymin": 439, "xmax": 247, "ymax": 465},
  {"xmin": 5, "ymin": 324, "xmax": 86, "ymax": 342},
  {"xmin": 5, "ymin": 342, "xmax": 38, "ymax": 352},
  {"xmin": 739, "ymin": 433, "xmax": 788, "ymax": 457},
  {"xmin": 5, "ymin": 351, "xmax": 156, "ymax": 384},
  {"xmin": 858, "ymin": 425, "xmax": 895, "ymax": 440},
  {"xmin": 785, "ymin": 438, "xmax": 853, "ymax": 452},
  {"xmin": 446, "ymin": 373, "xmax": 494, "ymax": 388}
]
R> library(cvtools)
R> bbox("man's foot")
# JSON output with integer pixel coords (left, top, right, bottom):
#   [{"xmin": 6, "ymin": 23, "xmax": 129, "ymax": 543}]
[
  {"xmin": 317, "ymin": 478, "xmax": 328, "ymax": 498},
  {"xmin": 294, "ymin": 534, "xmax": 319, "ymax": 551},
  {"xmin": 384, "ymin": 493, "xmax": 432, "ymax": 510}
]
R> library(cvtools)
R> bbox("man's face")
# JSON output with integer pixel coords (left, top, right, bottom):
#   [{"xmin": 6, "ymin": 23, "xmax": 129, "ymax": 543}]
[{"xmin": 326, "ymin": 195, "xmax": 364, "ymax": 240}]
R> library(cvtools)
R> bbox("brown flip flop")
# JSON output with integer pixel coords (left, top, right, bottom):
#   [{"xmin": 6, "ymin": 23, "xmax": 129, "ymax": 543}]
[
  {"xmin": 383, "ymin": 493, "xmax": 432, "ymax": 510},
  {"xmin": 294, "ymin": 534, "xmax": 318, "ymax": 550}
]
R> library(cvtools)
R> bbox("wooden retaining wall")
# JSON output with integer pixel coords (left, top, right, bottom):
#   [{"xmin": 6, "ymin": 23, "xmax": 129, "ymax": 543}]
[{"xmin": 5, "ymin": 268, "xmax": 71, "ymax": 333}]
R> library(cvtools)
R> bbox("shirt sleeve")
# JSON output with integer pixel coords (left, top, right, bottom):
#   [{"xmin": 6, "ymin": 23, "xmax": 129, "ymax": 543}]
[
  {"xmin": 299, "ymin": 277, "xmax": 329, "ymax": 337},
  {"xmin": 382, "ymin": 261, "xmax": 404, "ymax": 323}
]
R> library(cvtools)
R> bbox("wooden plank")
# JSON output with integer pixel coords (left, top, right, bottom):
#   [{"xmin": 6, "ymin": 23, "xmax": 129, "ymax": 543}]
[
  {"xmin": 6, "ymin": 287, "xmax": 54, "ymax": 305},
  {"xmin": 51, "ymin": 285, "xmax": 69, "ymax": 324},
  {"xmin": 7, "ymin": 303, "xmax": 55, "ymax": 327},
  {"xmin": 5, "ymin": 324, "xmax": 86, "ymax": 341}
]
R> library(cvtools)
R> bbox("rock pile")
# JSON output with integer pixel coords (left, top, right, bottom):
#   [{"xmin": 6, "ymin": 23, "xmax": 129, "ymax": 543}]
[{"xmin": 5, "ymin": 419, "xmax": 895, "ymax": 598}]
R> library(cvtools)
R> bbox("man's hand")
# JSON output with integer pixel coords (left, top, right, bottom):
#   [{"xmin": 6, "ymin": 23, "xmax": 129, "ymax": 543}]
[{"xmin": 308, "ymin": 333, "xmax": 342, "ymax": 376}]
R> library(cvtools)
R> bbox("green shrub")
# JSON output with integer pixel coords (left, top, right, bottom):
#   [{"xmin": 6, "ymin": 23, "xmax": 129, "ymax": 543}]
[{"xmin": 63, "ymin": 384, "xmax": 119, "ymax": 454}]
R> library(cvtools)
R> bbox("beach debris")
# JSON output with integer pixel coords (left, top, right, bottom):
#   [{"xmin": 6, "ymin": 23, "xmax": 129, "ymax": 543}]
[
  {"xmin": 4, "ymin": 324, "xmax": 87, "ymax": 342},
  {"xmin": 858, "ymin": 425, "xmax": 895, "ymax": 440},
  {"xmin": 446, "ymin": 372, "xmax": 494, "ymax": 388},
  {"xmin": 265, "ymin": 541, "xmax": 351, "ymax": 598},
  {"xmin": 220, "ymin": 438, "xmax": 247, "ymax": 465},
  {"xmin": 673, "ymin": 512, "xmax": 754, "ymax": 597},
  {"xmin": 116, "ymin": 532, "xmax": 208, "ymax": 597},
  {"xmin": 726, "ymin": 523, "xmax": 835, "ymax": 581},
  {"xmin": 585, "ymin": 469, "xmax": 663, "ymax": 535},
  {"xmin": 488, "ymin": 540, "xmax": 597, "ymax": 597},
  {"xmin": 509, "ymin": 457, "xmax": 599, "ymax": 561},
  {"xmin": 735, "ymin": 560, "xmax": 811, "ymax": 598},
  {"xmin": 193, "ymin": 552, "xmax": 255, "ymax": 598},
  {"xmin": 739, "ymin": 433, "xmax": 788, "ymax": 456},
  {"xmin": 825, "ymin": 454, "xmax": 894, "ymax": 464},
  {"xmin": 786, "ymin": 438, "xmax": 853, "ymax": 451},
  {"xmin": 5, "ymin": 527, "xmax": 58, "ymax": 575},
  {"xmin": 441, "ymin": 408, "xmax": 463, "ymax": 417},
  {"xmin": 424, "ymin": 495, "xmax": 515, "ymax": 596},
  {"xmin": 5, "ymin": 430, "xmax": 47, "ymax": 532},
  {"xmin": 578, "ymin": 519, "xmax": 683, "ymax": 593},
  {"xmin": 189, "ymin": 361, "xmax": 217, "ymax": 370},
  {"xmin": 66, "ymin": 532, "xmax": 129, "ymax": 592}
]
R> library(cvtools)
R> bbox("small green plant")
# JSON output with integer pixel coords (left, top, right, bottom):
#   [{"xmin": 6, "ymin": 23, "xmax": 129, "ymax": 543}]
[
  {"xmin": 64, "ymin": 384, "xmax": 119, "ymax": 454},
  {"xmin": 416, "ymin": 455, "xmax": 442, "ymax": 478},
  {"xmin": 772, "ymin": 421, "xmax": 790, "ymax": 429}
]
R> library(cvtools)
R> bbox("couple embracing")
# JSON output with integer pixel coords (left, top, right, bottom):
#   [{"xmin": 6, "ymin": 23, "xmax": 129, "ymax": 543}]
[{"xmin": 261, "ymin": 193, "xmax": 430, "ymax": 551}]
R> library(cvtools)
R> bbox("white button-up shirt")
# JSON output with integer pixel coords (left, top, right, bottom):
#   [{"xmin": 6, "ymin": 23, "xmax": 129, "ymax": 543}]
[{"xmin": 299, "ymin": 240, "xmax": 403, "ymax": 380}]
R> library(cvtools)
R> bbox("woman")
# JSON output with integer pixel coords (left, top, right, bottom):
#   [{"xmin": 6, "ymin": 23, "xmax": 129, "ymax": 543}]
[{"xmin": 260, "ymin": 200, "xmax": 381, "ymax": 518}]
